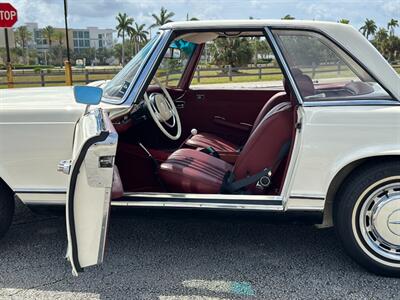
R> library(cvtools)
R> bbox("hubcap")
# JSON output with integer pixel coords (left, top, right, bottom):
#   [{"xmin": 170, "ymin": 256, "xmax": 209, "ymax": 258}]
[{"xmin": 359, "ymin": 182, "xmax": 400, "ymax": 261}]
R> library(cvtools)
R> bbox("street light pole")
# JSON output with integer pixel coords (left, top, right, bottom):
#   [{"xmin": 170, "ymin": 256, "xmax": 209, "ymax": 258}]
[{"xmin": 63, "ymin": 0, "xmax": 72, "ymax": 85}]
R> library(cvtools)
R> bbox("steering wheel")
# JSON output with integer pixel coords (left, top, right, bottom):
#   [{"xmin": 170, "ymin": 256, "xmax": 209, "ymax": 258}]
[{"xmin": 144, "ymin": 77, "xmax": 182, "ymax": 140}]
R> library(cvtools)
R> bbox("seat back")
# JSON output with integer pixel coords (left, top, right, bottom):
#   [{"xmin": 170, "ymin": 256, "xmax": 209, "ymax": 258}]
[
  {"xmin": 232, "ymin": 101, "xmax": 293, "ymax": 192},
  {"xmin": 250, "ymin": 92, "xmax": 288, "ymax": 135}
]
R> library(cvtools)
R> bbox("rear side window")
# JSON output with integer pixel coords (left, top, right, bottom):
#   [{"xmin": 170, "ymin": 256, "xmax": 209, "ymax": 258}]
[{"xmin": 273, "ymin": 30, "xmax": 392, "ymax": 102}]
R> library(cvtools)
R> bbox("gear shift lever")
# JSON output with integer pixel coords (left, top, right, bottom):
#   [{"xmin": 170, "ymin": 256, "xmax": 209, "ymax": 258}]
[
  {"xmin": 179, "ymin": 128, "xmax": 198, "ymax": 149},
  {"xmin": 190, "ymin": 128, "xmax": 198, "ymax": 136}
]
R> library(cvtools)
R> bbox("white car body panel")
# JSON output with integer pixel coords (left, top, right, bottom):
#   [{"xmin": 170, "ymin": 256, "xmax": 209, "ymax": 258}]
[
  {"xmin": 289, "ymin": 106, "xmax": 400, "ymax": 198},
  {"xmin": 0, "ymin": 86, "xmax": 126, "ymax": 203},
  {"xmin": 0, "ymin": 20, "xmax": 398, "ymax": 216}
]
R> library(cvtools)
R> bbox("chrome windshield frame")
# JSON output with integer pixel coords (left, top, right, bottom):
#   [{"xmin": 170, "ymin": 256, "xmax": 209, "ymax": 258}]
[{"xmin": 101, "ymin": 30, "xmax": 170, "ymax": 105}]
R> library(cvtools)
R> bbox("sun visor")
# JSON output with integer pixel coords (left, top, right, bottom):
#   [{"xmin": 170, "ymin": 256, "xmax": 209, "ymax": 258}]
[{"xmin": 178, "ymin": 32, "xmax": 218, "ymax": 44}]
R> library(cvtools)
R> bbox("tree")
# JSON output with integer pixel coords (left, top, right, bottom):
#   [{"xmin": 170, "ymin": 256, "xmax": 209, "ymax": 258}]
[
  {"xmin": 209, "ymin": 37, "xmax": 254, "ymax": 69},
  {"xmin": 14, "ymin": 26, "xmax": 32, "ymax": 50},
  {"xmin": 150, "ymin": 7, "xmax": 175, "ymax": 29},
  {"xmin": 281, "ymin": 14, "xmax": 295, "ymax": 20},
  {"xmin": 359, "ymin": 18, "xmax": 377, "ymax": 39},
  {"xmin": 116, "ymin": 12, "xmax": 134, "ymax": 65},
  {"xmin": 372, "ymin": 28, "xmax": 389, "ymax": 56},
  {"xmin": 53, "ymin": 31, "xmax": 65, "ymax": 66},
  {"xmin": 42, "ymin": 26, "xmax": 55, "ymax": 47},
  {"xmin": 14, "ymin": 26, "xmax": 32, "ymax": 64},
  {"xmin": 128, "ymin": 22, "xmax": 149, "ymax": 55},
  {"xmin": 338, "ymin": 19, "xmax": 350, "ymax": 24},
  {"xmin": 186, "ymin": 13, "xmax": 199, "ymax": 21},
  {"xmin": 387, "ymin": 19, "xmax": 399, "ymax": 36}
]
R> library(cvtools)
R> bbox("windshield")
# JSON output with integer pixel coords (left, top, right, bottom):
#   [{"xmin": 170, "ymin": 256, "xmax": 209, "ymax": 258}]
[{"xmin": 103, "ymin": 34, "xmax": 160, "ymax": 101}]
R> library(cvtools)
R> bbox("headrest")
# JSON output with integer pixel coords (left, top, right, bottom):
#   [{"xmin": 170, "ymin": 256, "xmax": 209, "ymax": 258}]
[{"xmin": 282, "ymin": 68, "xmax": 315, "ymax": 97}]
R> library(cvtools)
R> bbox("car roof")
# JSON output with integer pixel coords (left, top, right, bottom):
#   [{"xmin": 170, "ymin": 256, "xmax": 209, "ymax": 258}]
[
  {"xmin": 160, "ymin": 19, "xmax": 344, "ymax": 31},
  {"xmin": 161, "ymin": 20, "xmax": 400, "ymax": 99}
]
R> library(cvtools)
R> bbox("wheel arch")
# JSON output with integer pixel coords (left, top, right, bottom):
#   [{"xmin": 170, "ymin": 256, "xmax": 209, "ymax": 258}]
[{"xmin": 321, "ymin": 155, "xmax": 400, "ymax": 227}]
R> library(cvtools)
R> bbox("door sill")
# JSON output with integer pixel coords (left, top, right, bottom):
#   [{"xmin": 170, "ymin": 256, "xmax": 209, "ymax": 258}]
[{"xmin": 111, "ymin": 192, "xmax": 284, "ymax": 211}]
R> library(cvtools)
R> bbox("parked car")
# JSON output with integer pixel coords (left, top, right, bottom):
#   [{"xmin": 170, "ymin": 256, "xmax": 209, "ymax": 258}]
[{"xmin": 1, "ymin": 20, "xmax": 399, "ymax": 277}]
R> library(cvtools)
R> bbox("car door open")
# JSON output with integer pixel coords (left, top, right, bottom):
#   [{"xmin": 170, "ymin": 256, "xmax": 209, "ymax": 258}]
[{"xmin": 60, "ymin": 108, "xmax": 118, "ymax": 276}]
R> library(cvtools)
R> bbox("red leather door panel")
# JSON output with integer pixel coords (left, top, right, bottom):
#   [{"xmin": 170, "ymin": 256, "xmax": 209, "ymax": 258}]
[{"xmin": 178, "ymin": 88, "xmax": 282, "ymax": 145}]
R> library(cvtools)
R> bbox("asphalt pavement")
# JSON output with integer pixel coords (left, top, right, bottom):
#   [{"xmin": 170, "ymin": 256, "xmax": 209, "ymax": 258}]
[{"xmin": 0, "ymin": 200, "xmax": 399, "ymax": 300}]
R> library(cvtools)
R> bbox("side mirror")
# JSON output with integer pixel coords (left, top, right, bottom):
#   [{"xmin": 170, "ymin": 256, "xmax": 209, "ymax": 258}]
[{"xmin": 74, "ymin": 86, "xmax": 103, "ymax": 105}]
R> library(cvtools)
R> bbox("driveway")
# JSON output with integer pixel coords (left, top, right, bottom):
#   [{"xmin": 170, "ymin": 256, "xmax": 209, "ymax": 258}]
[{"xmin": 0, "ymin": 201, "xmax": 399, "ymax": 299}]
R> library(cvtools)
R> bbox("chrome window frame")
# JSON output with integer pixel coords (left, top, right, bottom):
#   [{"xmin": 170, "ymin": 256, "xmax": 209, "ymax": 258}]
[
  {"xmin": 266, "ymin": 26, "xmax": 399, "ymax": 107},
  {"xmin": 122, "ymin": 29, "xmax": 173, "ymax": 106},
  {"xmin": 100, "ymin": 31, "xmax": 167, "ymax": 105}
]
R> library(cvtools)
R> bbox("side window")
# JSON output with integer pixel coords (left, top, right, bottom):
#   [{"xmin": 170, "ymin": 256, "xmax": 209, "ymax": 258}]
[
  {"xmin": 189, "ymin": 35, "xmax": 284, "ymax": 90},
  {"xmin": 273, "ymin": 30, "xmax": 392, "ymax": 101},
  {"xmin": 154, "ymin": 39, "xmax": 196, "ymax": 88}
]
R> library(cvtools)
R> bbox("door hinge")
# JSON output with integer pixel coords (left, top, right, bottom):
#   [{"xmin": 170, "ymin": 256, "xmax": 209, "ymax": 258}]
[{"xmin": 296, "ymin": 122, "xmax": 302, "ymax": 130}]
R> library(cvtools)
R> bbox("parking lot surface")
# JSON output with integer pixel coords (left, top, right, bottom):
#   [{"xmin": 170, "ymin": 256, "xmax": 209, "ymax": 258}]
[{"xmin": 0, "ymin": 201, "xmax": 399, "ymax": 300}]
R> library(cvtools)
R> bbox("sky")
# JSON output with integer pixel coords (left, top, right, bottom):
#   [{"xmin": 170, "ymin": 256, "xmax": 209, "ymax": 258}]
[{"xmin": 9, "ymin": 0, "xmax": 400, "ymax": 34}]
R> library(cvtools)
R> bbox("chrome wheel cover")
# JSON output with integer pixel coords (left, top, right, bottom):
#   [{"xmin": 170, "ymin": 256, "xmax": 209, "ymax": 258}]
[{"xmin": 358, "ymin": 181, "xmax": 400, "ymax": 262}]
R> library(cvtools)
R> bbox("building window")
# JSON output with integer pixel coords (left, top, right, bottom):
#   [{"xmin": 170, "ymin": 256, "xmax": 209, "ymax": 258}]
[{"xmin": 84, "ymin": 31, "xmax": 89, "ymax": 39}]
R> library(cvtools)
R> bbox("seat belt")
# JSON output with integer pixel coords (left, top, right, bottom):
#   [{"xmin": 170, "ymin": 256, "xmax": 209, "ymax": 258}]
[
  {"xmin": 200, "ymin": 146, "xmax": 220, "ymax": 158},
  {"xmin": 220, "ymin": 140, "xmax": 291, "ymax": 194}
]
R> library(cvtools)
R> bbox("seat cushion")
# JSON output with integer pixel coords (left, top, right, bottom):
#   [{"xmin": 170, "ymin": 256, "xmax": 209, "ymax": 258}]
[
  {"xmin": 186, "ymin": 133, "xmax": 238, "ymax": 152},
  {"xmin": 159, "ymin": 148, "xmax": 233, "ymax": 193}
]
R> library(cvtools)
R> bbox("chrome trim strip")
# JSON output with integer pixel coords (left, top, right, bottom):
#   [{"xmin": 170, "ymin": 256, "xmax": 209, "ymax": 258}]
[
  {"xmin": 289, "ymin": 194, "xmax": 325, "ymax": 200},
  {"xmin": 264, "ymin": 27, "xmax": 303, "ymax": 105},
  {"xmin": 122, "ymin": 192, "xmax": 283, "ymax": 201},
  {"xmin": 14, "ymin": 188, "xmax": 67, "ymax": 194},
  {"xmin": 111, "ymin": 200, "xmax": 283, "ymax": 211},
  {"xmin": 303, "ymin": 99, "xmax": 400, "ymax": 107}
]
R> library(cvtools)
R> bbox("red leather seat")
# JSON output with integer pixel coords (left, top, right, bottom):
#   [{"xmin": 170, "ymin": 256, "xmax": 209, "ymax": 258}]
[
  {"xmin": 160, "ymin": 101, "xmax": 294, "ymax": 194},
  {"xmin": 186, "ymin": 91, "xmax": 289, "ymax": 152},
  {"xmin": 159, "ymin": 148, "xmax": 232, "ymax": 193},
  {"xmin": 185, "ymin": 69, "xmax": 313, "ymax": 152}
]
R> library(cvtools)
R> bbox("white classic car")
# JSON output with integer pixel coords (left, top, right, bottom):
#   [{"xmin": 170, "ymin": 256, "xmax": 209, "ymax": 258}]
[{"xmin": 1, "ymin": 20, "xmax": 399, "ymax": 277}]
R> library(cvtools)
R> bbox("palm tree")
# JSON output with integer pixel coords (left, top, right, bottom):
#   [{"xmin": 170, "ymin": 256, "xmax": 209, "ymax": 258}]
[
  {"xmin": 338, "ymin": 19, "xmax": 350, "ymax": 24},
  {"xmin": 14, "ymin": 26, "xmax": 32, "ymax": 64},
  {"xmin": 359, "ymin": 18, "xmax": 377, "ymax": 39},
  {"xmin": 15, "ymin": 26, "xmax": 32, "ymax": 50},
  {"xmin": 150, "ymin": 7, "xmax": 175, "ymax": 29},
  {"xmin": 116, "ymin": 12, "xmax": 134, "ymax": 65},
  {"xmin": 54, "ymin": 31, "xmax": 65, "ymax": 66},
  {"xmin": 281, "ymin": 14, "xmax": 295, "ymax": 20},
  {"xmin": 128, "ymin": 23, "xmax": 149, "ymax": 55},
  {"xmin": 387, "ymin": 18, "xmax": 399, "ymax": 36},
  {"xmin": 42, "ymin": 26, "xmax": 55, "ymax": 47}
]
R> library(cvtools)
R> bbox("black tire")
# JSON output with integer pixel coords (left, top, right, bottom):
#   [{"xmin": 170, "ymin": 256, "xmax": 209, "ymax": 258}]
[
  {"xmin": 334, "ymin": 160, "xmax": 400, "ymax": 277},
  {"xmin": 0, "ymin": 182, "xmax": 14, "ymax": 239}
]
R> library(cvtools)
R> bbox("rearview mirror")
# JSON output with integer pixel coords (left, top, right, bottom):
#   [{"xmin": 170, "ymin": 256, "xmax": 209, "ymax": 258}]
[
  {"xmin": 164, "ymin": 48, "xmax": 181, "ymax": 59},
  {"xmin": 73, "ymin": 86, "xmax": 103, "ymax": 105}
]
